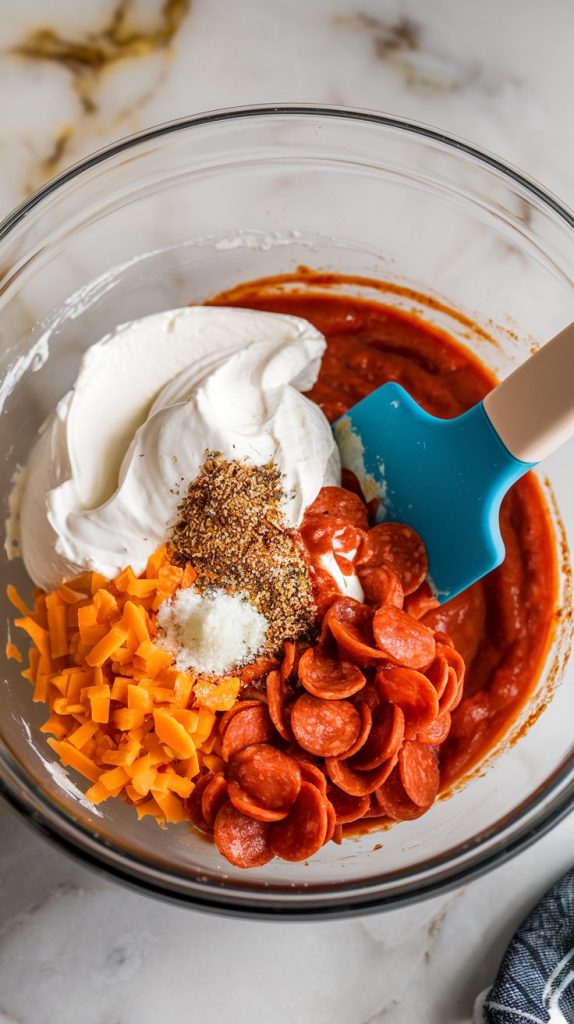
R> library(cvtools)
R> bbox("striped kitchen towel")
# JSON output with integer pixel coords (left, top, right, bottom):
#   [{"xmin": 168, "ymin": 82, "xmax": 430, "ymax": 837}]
[{"xmin": 474, "ymin": 868, "xmax": 574, "ymax": 1024}]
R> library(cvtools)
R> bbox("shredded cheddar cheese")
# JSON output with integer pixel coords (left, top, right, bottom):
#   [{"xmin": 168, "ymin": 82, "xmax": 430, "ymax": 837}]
[{"xmin": 10, "ymin": 546, "xmax": 241, "ymax": 825}]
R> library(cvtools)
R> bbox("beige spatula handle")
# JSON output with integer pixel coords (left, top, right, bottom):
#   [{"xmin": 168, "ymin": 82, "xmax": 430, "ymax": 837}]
[{"xmin": 483, "ymin": 321, "xmax": 574, "ymax": 463}]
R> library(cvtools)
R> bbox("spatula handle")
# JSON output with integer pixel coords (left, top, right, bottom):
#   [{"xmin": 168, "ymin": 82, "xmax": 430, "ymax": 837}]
[{"xmin": 483, "ymin": 321, "xmax": 574, "ymax": 464}]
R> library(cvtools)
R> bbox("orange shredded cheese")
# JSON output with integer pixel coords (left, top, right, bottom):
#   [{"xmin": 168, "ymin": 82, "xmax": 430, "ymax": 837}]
[
  {"xmin": 10, "ymin": 546, "xmax": 238, "ymax": 826},
  {"xmin": 5, "ymin": 641, "xmax": 22, "ymax": 662}
]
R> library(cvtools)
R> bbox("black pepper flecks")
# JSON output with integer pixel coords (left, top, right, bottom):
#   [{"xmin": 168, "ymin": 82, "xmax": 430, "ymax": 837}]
[{"xmin": 168, "ymin": 453, "xmax": 316, "ymax": 656}]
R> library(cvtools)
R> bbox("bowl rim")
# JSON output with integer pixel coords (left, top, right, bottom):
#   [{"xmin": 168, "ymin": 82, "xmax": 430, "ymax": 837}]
[{"xmin": 1, "ymin": 103, "xmax": 574, "ymax": 918}]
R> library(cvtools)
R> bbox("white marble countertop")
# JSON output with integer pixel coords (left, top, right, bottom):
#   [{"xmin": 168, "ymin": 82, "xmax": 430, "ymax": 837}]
[{"xmin": 1, "ymin": 2, "xmax": 574, "ymax": 1021}]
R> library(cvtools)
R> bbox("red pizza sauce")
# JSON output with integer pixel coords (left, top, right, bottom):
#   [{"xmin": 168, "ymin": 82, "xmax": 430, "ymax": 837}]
[{"xmin": 209, "ymin": 273, "xmax": 558, "ymax": 789}]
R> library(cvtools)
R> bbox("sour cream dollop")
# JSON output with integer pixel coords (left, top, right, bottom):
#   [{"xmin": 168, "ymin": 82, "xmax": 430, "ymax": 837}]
[{"xmin": 19, "ymin": 307, "xmax": 341, "ymax": 590}]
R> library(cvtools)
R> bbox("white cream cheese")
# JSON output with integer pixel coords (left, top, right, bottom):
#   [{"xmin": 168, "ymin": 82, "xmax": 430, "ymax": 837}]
[{"xmin": 19, "ymin": 307, "xmax": 341, "ymax": 590}]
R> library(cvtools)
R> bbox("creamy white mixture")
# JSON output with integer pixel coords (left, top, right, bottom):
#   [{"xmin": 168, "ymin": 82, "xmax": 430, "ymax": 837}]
[{"xmin": 18, "ymin": 307, "xmax": 341, "ymax": 590}]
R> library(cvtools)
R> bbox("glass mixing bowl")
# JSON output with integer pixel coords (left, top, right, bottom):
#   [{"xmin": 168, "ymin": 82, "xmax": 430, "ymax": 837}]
[{"xmin": 1, "ymin": 106, "xmax": 573, "ymax": 918}]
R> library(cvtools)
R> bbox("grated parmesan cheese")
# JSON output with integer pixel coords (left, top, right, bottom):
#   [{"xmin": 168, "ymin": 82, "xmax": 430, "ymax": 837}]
[{"xmin": 156, "ymin": 588, "xmax": 268, "ymax": 676}]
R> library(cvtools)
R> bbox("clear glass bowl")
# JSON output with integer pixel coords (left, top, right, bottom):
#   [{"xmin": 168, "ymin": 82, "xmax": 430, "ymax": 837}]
[{"xmin": 1, "ymin": 106, "xmax": 573, "ymax": 918}]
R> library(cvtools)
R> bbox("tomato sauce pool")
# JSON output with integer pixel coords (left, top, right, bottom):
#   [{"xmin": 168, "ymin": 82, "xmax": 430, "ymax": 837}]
[{"xmin": 209, "ymin": 274, "xmax": 557, "ymax": 789}]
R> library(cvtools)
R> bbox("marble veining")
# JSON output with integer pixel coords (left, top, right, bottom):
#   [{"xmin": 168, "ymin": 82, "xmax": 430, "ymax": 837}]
[{"xmin": 1, "ymin": 2, "xmax": 574, "ymax": 1022}]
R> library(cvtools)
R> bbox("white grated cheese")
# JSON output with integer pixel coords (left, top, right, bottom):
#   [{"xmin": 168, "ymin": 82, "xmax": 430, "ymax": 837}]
[{"xmin": 156, "ymin": 588, "xmax": 268, "ymax": 676}]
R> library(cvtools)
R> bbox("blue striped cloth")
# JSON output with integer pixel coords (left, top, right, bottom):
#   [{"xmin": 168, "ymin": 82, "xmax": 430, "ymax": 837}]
[{"xmin": 474, "ymin": 868, "xmax": 574, "ymax": 1023}]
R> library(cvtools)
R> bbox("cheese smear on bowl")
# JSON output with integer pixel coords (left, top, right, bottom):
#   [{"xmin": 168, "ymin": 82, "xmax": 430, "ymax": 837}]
[{"xmin": 18, "ymin": 307, "xmax": 341, "ymax": 590}]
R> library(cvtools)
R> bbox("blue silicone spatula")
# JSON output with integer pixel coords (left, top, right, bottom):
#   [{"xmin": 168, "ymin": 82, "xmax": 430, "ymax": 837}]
[{"xmin": 334, "ymin": 322, "xmax": 574, "ymax": 602}]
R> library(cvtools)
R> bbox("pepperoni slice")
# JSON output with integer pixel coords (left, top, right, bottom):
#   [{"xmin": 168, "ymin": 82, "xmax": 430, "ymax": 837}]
[
  {"xmin": 362, "ymin": 795, "xmax": 387, "ymax": 818},
  {"xmin": 186, "ymin": 772, "xmax": 213, "ymax": 832},
  {"xmin": 422, "ymin": 583, "xmax": 485, "ymax": 667},
  {"xmin": 227, "ymin": 781, "xmax": 289, "ymax": 822},
  {"xmin": 398, "ymin": 741, "xmax": 440, "ymax": 807},
  {"xmin": 298, "ymin": 645, "xmax": 366, "ymax": 699},
  {"xmin": 221, "ymin": 703, "xmax": 274, "ymax": 762},
  {"xmin": 305, "ymin": 486, "xmax": 369, "ymax": 531},
  {"xmin": 404, "ymin": 582, "xmax": 439, "ymax": 620},
  {"xmin": 280, "ymin": 641, "xmax": 297, "ymax": 682},
  {"xmin": 294, "ymin": 758, "xmax": 328, "ymax": 798},
  {"xmin": 328, "ymin": 786, "xmax": 370, "ymax": 823},
  {"xmin": 270, "ymin": 781, "xmax": 328, "ymax": 861},
  {"xmin": 240, "ymin": 657, "xmax": 279, "ymax": 684},
  {"xmin": 338, "ymin": 700, "xmax": 372, "ymax": 759},
  {"xmin": 227, "ymin": 744, "xmax": 301, "ymax": 810},
  {"xmin": 219, "ymin": 700, "xmax": 262, "ymax": 739},
  {"xmin": 325, "ymin": 753, "xmax": 397, "ymax": 796},
  {"xmin": 351, "ymin": 702, "xmax": 404, "ymax": 770},
  {"xmin": 358, "ymin": 565, "xmax": 404, "ymax": 609},
  {"xmin": 201, "ymin": 773, "xmax": 229, "ymax": 829},
  {"xmin": 437, "ymin": 642, "xmax": 466, "ymax": 686},
  {"xmin": 374, "ymin": 766, "xmax": 433, "ymax": 821},
  {"xmin": 291, "ymin": 694, "xmax": 361, "ymax": 757},
  {"xmin": 332, "ymin": 823, "xmax": 344, "ymax": 844},
  {"xmin": 434, "ymin": 630, "xmax": 454, "ymax": 649},
  {"xmin": 376, "ymin": 666, "xmax": 439, "ymax": 728},
  {"xmin": 323, "ymin": 799, "xmax": 337, "ymax": 844},
  {"xmin": 214, "ymin": 801, "xmax": 274, "ymax": 868},
  {"xmin": 358, "ymin": 522, "xmax": 428, "ymax": 595},
  {"xmin": 324, "ymin": 598, "xmax": 388, "ymax": 662},
  {"xmin": 425, "ymin": 655, "xmax": 449, "ymax": 699},
  {"xmin": 266, "ymin": 669, "xmax": 293, "ymax": 742},
  {"xmin": 416, "ymin": 710, "xmax": 451, "ymax": 745},
  {"xmin": 373, "ymin": 606, "xmax": 436, "ymax": 669},
  {"xmin": 438, "ymin": 666, "xmax": 460, "ymax": 713}
]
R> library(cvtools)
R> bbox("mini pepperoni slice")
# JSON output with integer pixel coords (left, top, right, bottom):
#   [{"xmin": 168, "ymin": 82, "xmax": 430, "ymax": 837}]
[
  {"xmin": 323, "ymin": 799, "xmax": 337, "ymax": 844},
  {"xmin": 373, "ymin": 606, "xmax": 436, "ymax": 669},
  {"xmin": 201, "ymin": 773, "xmax": 229, "ymax": 829},
  {"xmin": 398, "ymin": 741, "xmax": 440, "ymax": 807},
  {"xmin": 374, "ymin": 766, "xmax": 432, "ymax": 821},
  {"xmin": 214, "ymin": 801, "xmax": 274, "ymax": 868},
  {"xmin": 438, "ymin": 666, "xmax": 460, "ymax": 713},
  {"xmin": 221, "ymin": 703, "xmax": 274, "ymax": 762},
  {"xmin": 357, "ymin": 522, "xmax": 428, "ymax": 595},
  {"xmin": 266, "ymin": 669, "xmax": 293, "ymax": 742},
  {"xmin": 324, "ymin": 598, "xmax": 388, "ymax": 662},
  {"xmin": 219, "ymin": 700, "xmax": 262, "ymax": 739},
  {"xmin": 328, "ymin": 786, "xmax": 370, "ymax": 824},
  {"xmin": 227, "ymin": 781, "xmax": 289, "ymax": 822},
  {"xmin": 325, "ymin": 753, "xmax": 397, "ymax": 796},
  {"xmin": 422, "ymin": 583, "xmax": 485, "ymax": 667},
  {"xmin": 437, "ymin": 642, "xmax": 466, "ymax": 686},
  {"xmin": 425, "ymin": 655, "xmax": 449, "ymax": 699},
  {"xmin": 240, "ymin": 657, "xmax": 279, "ymax": 684},
  {"xmin": 332, "ymin": 823, "xmax": 344, "ymax": 844},
  {"xmin": 186, "ymin": 772, "xmax": 213, "ymax": 832},
  {"xmin": 358, "ymin": 565, "xmax": 404, "ymax": 609},
  {"xmin": 298, "ymin": 645, "xmax": 366, "ymax": 699},
  {"xmin": 416, "ymin": 710, "xmax": 452, "ymax": 745},
  {"xmin": 338, "ymin": 700, "xmax": 372, "ymax": 759},
  {"xmin": 280, "ymin": 641, "xmax": 297, "ymax": 682},
  {"xmin": 270, "ymin": 781, "xmax": 328, "ymax": 861},
  {"xmin": 228, "ymin": 744, "xmax": 301, "ymax": 810},
  {"xmin": 291, "ymin": 694, "xmax": 361, "ymax": 757},
  {"xmin": 376, "ymin": 665, "xmax": 439, "ymax": 728},
  {"xmin": 404, "ymin": 582, "xmax": 439, "ymax": 620},
  {"xmin": 294, "ymin": 758, "xmax": 328, "ymax": 799},
  {"xmin": 351, "ymin": 703, "xmax": 405, "ymax": 770},
  {"xmin": 305, "ymin": 486, "xmax": 369, "ymax": 530}
]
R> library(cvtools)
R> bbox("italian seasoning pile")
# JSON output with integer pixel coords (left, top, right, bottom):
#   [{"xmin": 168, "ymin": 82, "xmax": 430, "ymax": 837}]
[{"xmin": 168, "ymin": 453, "xmax": 316, "ymax": 656}]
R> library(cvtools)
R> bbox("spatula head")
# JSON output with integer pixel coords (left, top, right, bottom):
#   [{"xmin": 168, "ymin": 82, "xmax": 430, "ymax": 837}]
[{"xmin": 334, "ymin": 383, "xmax": 531, "ymax": 602}]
